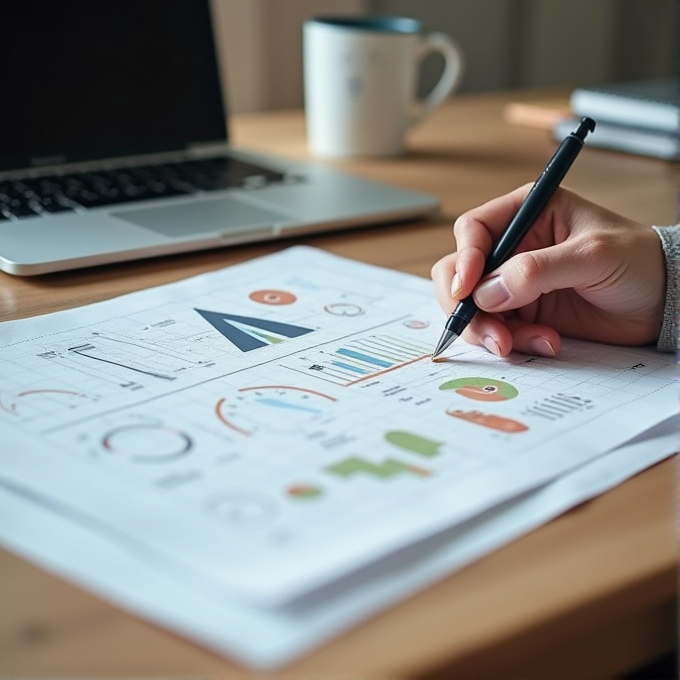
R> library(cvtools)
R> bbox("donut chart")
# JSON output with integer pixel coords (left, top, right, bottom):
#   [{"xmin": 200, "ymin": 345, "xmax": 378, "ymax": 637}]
[
  {"xmin": 249, "ymin": 289, "xmax": 297, "ymax": 305},
  {"xmin": 439, "ymin": 377, "xmax": 519, "ymax": 402},
  {"xmin": 101, "ymin": 424, "xmax": 193, "ymax": 463}
]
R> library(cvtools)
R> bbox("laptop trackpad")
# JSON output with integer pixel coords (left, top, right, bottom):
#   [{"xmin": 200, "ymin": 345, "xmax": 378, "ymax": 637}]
[{"xmin": 112, "ymin": 197, "xmax": 291, "ymax": 238}]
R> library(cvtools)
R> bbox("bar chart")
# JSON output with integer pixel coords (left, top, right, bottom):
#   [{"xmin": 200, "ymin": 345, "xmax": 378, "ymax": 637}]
[{"xmin": 294, "ymin": 333, "xmax": 432, "ymax": 386}]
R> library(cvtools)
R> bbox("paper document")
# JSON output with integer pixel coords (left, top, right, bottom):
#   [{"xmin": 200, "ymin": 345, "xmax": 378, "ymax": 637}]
[
  {"xmin": 1, "ymin": 420, "xmax": 675, "ymax": 668},
  {"xmin": 1, "ymin": 246, "xmax": 677, "ymax": 606}
]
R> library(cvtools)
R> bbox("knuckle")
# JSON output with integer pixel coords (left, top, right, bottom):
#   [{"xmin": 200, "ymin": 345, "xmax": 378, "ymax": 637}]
[
  {"xmin": 578, "ymin": 234, "xmax": 609, "ymax": 261},
  {"xmin": 452, "ymin": 213, "xmax": 472, "ymax": 239},
  {"xmin": 512, "ymin": 250, "xmax": 544, "ymax": 287}
]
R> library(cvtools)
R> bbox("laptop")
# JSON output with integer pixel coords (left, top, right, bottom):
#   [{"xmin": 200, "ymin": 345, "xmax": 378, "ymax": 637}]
[{"xmin": 0, "ymin": 0, "xmax": 439, "ymax": 276}]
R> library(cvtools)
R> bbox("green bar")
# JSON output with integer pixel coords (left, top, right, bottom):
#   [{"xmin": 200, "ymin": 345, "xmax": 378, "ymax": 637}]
[{"xmin": 385, "ymin": 430, "xmax": 443, "ymax": 457}]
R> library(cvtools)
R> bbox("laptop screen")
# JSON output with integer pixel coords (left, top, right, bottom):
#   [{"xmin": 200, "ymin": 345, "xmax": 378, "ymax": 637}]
[{"xmin": 1, "ymin": 0, "xmax": 228, "ymax": 171}]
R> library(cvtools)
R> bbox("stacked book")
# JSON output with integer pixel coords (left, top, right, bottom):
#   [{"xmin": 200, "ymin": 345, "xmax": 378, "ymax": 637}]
[{"xmin": 553, "ymin": 78, "xmax": 680, "ymax": 161}]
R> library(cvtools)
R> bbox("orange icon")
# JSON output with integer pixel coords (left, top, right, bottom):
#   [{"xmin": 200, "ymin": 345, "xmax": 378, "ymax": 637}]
[
  {"xmin": 447, "ymin": 409, "xmax": 528, "ymax": 433},
  {"xmin": 249, "ymin": 289, "xmax": 297, "ymax": 305}
]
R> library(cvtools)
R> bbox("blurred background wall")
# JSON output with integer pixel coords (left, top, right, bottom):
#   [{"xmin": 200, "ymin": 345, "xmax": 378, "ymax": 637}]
[{"xmin": 215, "ymin": 0, "xmax": 677, "ymax": 114}]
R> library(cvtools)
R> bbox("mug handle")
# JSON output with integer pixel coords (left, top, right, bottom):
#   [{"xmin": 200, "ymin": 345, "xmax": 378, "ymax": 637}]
[{"xmin": 409, "ymin": 32, "xmax": 464, "ymax": 128}]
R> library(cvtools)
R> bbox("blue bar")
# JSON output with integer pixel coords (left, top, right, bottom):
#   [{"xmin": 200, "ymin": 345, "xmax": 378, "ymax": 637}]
[
  {"xmin": 337, "ymin": 348, "xmax": 394, "ymax": 368},
  {"xmin": 332, "ymin": 360, "xmax": 370, "ymax": 374}
]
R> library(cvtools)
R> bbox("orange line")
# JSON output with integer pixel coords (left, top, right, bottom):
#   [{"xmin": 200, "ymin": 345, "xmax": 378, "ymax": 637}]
[
  {"xmin": 238, "ymin": 385, "xmax": 337, "ymax": 401},
  {"xmin": 214, "ymin": 397, "xmax": 251, "ymax": 436},
  {"xmin": 346, "ymin": 354, "xmax": 431, "ymax": 386},
  {"xmin": 407, "ymin": 464, "xmax": 433, "ymax": 477}
]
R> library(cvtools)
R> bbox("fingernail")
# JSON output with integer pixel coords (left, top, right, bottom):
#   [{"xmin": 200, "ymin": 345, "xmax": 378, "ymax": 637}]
[
  {"xmin": 529, "ymin": 336, "xmax": 557, "ymax": 357},
  {"xmin": 474, "ymin": 276, "xmax": 510, "ymax": 309},
  {"xmin": 482, "ymin": 335, "xmax": 501, "ymax": 356},
  {"xmin": 451, "ymin": 273, "xmax": 462, "ymax": 298}
]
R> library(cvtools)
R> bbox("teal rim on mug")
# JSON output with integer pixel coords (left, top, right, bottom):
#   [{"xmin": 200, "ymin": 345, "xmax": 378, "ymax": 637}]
[{"xmin": 307, "ymin": 16, "xmax": 423, "ymax": 34}]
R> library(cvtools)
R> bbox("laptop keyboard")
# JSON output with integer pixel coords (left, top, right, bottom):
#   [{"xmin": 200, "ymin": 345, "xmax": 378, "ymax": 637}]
[{"xmin": 0, "ymin": 156, "xmax": 295, "ymax": 221}]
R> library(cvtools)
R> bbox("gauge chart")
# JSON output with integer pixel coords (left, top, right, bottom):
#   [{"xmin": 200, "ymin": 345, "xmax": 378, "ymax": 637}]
[
  {"xmin": 215, "ymin": 385, "xmax": 337, "ymax": 436},
  {"xmin": 0, "ymin": 388, "xmax": 98, "ymax": 419}
]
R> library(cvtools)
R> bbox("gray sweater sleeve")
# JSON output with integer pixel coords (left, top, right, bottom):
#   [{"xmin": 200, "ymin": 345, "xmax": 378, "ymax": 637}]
[{"xmin": 651, "ymin": 225, "xmax": 679, "ymax": 352}]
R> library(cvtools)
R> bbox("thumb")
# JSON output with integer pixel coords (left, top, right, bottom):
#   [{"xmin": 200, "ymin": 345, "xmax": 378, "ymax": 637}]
[{"xmin": 472, "ymin": 243, "xmax": 593, "ymax": 311}]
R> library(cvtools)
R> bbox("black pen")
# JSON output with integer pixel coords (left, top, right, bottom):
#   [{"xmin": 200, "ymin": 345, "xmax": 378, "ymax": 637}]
[{"xmin": 431, "ymin": 116, "xmax": 596, "ymax": 360}]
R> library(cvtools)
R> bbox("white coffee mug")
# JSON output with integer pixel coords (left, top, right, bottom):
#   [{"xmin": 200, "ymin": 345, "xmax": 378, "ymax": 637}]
[{"xmin": 303, "ymin": 15, "xmax": 464, "ymax": 158}]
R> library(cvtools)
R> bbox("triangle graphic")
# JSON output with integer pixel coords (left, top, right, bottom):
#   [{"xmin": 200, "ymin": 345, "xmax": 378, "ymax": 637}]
[
  {"xmin": 194, "ymin": 309, "xmax": 313, "ymax": 352},
  {"xmin": 227, "ymin": 319, "xmax": 287, "ymax": 346}
]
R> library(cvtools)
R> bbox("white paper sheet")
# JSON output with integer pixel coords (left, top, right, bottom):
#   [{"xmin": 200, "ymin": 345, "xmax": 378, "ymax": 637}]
[
  {"xmin": 1, "ymin": 246, "xmax": 678, "ymax": 605},
  {"xmin": 1, "ymin": 421, "xmax": 675, "ymax": 669}
]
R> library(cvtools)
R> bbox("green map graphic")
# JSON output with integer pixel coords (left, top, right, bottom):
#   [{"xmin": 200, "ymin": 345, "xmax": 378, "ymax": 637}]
[{"xmin": 326, "ymin": 456, "xmax": 431, "ymax": 479}]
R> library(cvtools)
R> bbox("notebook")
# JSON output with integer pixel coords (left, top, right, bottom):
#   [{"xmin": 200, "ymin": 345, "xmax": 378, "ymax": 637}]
[
  {"xmin": 552, "ymin": 117, "xmax": 680, "ymax": 161},
  {"xmin": 558, "ymin": 78, "xmax": 680, "ymax": 160},
  {"xmin": 0, "ymin": 0, "xmax": 439, "ymax": 276},
  {"xmin": 569, "ymin": 78, "xmax": 679, "ymax": 133}
]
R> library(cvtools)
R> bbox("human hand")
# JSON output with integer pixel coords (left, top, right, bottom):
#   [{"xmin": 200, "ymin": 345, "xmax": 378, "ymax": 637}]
[{"xmin": 431, "ymin": 185, "xmax": 665, "ymax": 357}]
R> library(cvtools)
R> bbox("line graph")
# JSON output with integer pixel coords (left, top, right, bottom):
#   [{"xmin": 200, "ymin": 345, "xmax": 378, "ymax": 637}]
[{"xmin": 68, "ymin": 343, "xmax": 177, "ymax": 380}]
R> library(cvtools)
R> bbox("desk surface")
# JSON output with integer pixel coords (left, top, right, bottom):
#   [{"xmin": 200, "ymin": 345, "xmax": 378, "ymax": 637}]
[{"xmin": 1, "ymin": 91, "xmax": 677, "ymax": 679}]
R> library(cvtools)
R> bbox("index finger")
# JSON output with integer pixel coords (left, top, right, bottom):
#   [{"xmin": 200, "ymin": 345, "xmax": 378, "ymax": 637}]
[
  {"xmin": 454, "ymin": 183, "xmax": 534, "ymax": 253},
  {"xmin": 451, "ymin": 184, "xmax": 533, "ymax": 299}
]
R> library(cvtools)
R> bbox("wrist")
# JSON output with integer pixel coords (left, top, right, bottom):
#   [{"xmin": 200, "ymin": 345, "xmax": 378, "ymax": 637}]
[{"xmin": 651, "ymin": 225, "xmax": 680, "ymax": 352}]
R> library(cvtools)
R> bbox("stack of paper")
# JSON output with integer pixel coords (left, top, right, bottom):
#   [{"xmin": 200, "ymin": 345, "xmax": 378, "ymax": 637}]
[{"xmin": 1, "ymin": 247, "xmax": 677, "ymax": 668}]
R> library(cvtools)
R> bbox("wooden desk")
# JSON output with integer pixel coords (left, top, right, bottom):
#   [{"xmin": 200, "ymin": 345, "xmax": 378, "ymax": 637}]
[{"xmin": 1, "ymin": 91, "xmax": 677, "ymax": 679}]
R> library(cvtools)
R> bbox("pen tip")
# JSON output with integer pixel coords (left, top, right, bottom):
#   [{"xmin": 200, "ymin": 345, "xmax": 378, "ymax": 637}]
[{"xmin": 432, "ymin": 330, "xmax": 458, "ymax": 360}]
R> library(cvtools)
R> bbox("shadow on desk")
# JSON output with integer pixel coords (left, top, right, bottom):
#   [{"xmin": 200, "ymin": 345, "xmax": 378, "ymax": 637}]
[
  {"xmin": 621, "ymin": 651, "xmax": 678, "ymax": 680},
  {"xmin": 405, "ymin": 146, "xmax": 544, "ymax": 169}
]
